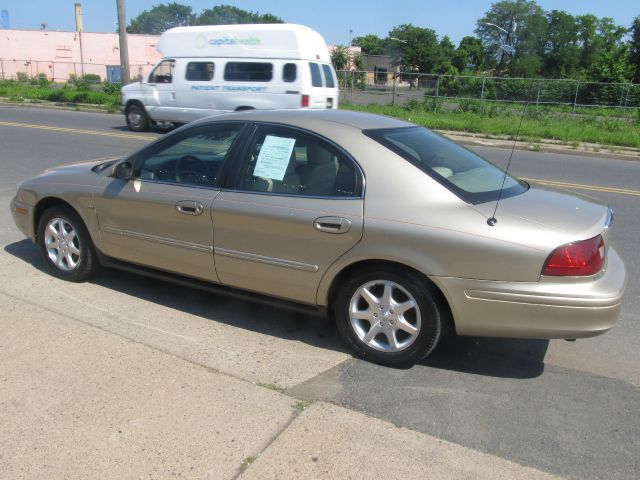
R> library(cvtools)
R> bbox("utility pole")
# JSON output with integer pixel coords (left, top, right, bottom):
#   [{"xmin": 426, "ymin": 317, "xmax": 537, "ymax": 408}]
[
  {"xmin": 74, "ymin": 3, "xmax": 85, "ymax": 77},
  {"xmin": 116, "ymin": 0, "xmax": 130, "ymax": 84}
]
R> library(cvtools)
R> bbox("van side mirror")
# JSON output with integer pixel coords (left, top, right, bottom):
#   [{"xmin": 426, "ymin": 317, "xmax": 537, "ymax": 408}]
[{"xmin": 112, "ymin": 161, "xmax": 132, "ymax": 180}]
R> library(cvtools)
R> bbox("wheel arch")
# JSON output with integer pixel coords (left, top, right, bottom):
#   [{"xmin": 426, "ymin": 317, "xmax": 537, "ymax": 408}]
[
  {"xmin": 33, "ymin": 197, "xmax": 87, "ymax": 243},
  {"xmin": 125, "ymin": 99, "xmax": 146, "ymax": 111},
  {"xmin": 324, "ymin": 258, "xmax": 457, "ymax": 334}
]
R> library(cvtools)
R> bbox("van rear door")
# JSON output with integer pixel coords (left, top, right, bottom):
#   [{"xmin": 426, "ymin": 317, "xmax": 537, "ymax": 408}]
[{"xmin": 307, "ymin": 62, "xmax": 338, "ymax": 109}]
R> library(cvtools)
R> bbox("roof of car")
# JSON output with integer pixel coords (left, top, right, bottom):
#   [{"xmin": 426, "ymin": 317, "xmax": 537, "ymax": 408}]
[{"xmin": 192, "ymin": 109, "xmax": 415, "ymax": 132}]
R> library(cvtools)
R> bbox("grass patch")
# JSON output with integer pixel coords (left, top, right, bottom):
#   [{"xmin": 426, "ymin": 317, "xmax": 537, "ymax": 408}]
[
  {"xmin": 341, "ymin": 103, "xmax": 640, "ymax": 149},
  {"xmin": 239, "ymin": 456, "xmax": 256, "ymax": 473},
  {"xmin": 292, "ymin": 399, "xmax": 313, "ymax": 412},
  {"xmin": 0, "ymin": 80, "xmax": 119, "ymax": 110},
  {"xmin": 256, "ymin": 382, "xmax": 285, "ymax": 393}
]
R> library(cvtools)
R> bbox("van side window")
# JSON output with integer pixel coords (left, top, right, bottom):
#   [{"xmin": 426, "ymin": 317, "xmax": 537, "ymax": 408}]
[
  {"xmin": 149, "ymin": 60, "xmax": 174, "ymax": 84},
  {"xmin": 224, "ymin": 62, "xmax": 273, "ymax": 82},
  {"xmin": 309, "ymin": 63, "xmax": 323, "ymax": 87},
  {"xmin": 283, "ymin": 63, "xmax": 297, "ymax": 82},
  {"xmin": 321, "ymin": 64, "xmax": 335, "ymax": 88},
  {"xmin": 186, "ymin": 62, "xmax": 214, "ymax": 81}
]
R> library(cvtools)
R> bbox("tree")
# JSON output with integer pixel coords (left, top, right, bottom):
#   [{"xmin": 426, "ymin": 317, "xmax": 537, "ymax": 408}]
[
  {"xmin": 330, "ymin": 45, "xmax": 348, "ymax": 70},
  {"xmin": 577, "ymin": 15, "xmax": 631, "ymax": 82},
  {"xmin": 435, "ymin": 36, "xmax": 458, "ymax": 74},
  {"xmin": 542, "ymin": 10, "xmax": 580, "ymax": 78},
  {"xmin": 195, "ymin": 5, "xmax": 282, "ymax": 25},
  {"xmin": 475, "ymin": 0, "xmax": 547, "ymax": 76},
  {"xmin": 127, "ymin": 2, "xmax": 194, "ymax": 34},
  {"xmin": 388, "ymin": 24, "xmax": 440, "ymax": 73},
  {"xmin": 453, "ymin": 36, "xmax": 484, "ymax": 72},
  {"xmin": 630, "ymin": 16, "xmax": 640, "ymax": 83},
  {"xmin": 352, "ymin": 35, "xmax": 387, "ymax": 55}
]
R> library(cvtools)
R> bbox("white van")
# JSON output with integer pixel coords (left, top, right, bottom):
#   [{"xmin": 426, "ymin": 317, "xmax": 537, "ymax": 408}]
[{"xmin": 121, "ymin": 24, "xmax": 339, "ymax": 131}]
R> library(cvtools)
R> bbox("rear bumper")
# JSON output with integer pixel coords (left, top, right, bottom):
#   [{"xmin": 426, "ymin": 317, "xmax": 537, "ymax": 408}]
[{"xmin": 432, "ymin": 247, "xmax": 627, "ymax": 339}]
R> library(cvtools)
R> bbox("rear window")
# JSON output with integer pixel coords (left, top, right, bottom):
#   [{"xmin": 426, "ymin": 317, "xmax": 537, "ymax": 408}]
[
  {"xmin": 364, "ymin": 126, "xmax": 528, "ymax": 204},
  {"xmin": 283, "ymin": 63, "xmax": 297, "ymax": 82},
  {"xmin": 321, "ymin": 64, "xmax": 335, "ymax": 88},
  {"xmin": 224, "ymin": 62, "xmax": 273, "ymax": 82},
  {"xmin": 186, "ymin": 62, "xmax": 214, "ymax": 81},
  {"xmin": 309, "ymin": 62, "xmax": 323, "ymax": 87}
]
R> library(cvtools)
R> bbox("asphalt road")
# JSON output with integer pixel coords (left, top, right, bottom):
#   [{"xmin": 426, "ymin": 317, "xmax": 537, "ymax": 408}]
[{"xmin": 1, "ymin": 105, "xmax": 638, "ymax": 480}]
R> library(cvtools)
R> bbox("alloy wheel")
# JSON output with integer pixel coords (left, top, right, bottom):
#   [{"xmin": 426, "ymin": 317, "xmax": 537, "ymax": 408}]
[
  {"xmin": 349, "ymin": 280, "xmax": 422, "ymax": 352},
  {"xmin": 44, "ymin": 217, "xmax": 81, "ymax": 271}
]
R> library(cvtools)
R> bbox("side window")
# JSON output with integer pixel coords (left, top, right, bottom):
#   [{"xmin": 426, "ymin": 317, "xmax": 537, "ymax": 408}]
[
  {"xmin": 134, "ymin": 124, "xmax": 243, "ymax": 187},
  {"xmin": 149, "ymin": 60, "xmax": 174, "ymax": 84},
  {"xmin": 283, "ymin": 63, "xmax": 297, "ymax": 82},
  {"xmin": 321, "ymin": 64, "xmax": 335, "ymax": 88},
  {"xmin": 224, "ymin": 62, "xmax": 273, "ymax": 82},
  {"xmin": 186, "ymin": 62, "xmax": 214, "ymax": 81},
  {"xmin": 309, "ymin": 62, "xmax": 323, "ymax": 87},
  {"xmin": 237, "ymin": 127, "xmax": 358, "ymax": 197}
]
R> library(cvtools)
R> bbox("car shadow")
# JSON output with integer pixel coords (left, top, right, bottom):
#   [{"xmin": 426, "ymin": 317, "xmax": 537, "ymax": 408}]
[
  {"xmin": 5, "ymin": 238, "xmax": 548, "ymax": 379},
  {"xmin": 420, "ymin": 335, "xmax": 548, "ymax": 378},
  {"xmin": 111, "ymin": 124, "xmax": 173, "ymax": 134},
  {"xmin": 4, "ymin": 239, "xmax": 345, "ymax": 355}
]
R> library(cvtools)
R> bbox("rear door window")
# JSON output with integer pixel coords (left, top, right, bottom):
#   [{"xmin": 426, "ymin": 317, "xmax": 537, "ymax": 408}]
[
  {"xmin": 321, "ymin": 64, "xmax": 335, "ymax": 88},
  {"xmin": 224, "ymin": 62, "xmax": 273, "ymax": 82},
  {"xmin": 186, "ymin": 62, "xmax": 214, "ymax": 81},
  {"xmin": 309, "ymin": 63, "xmax": 323, "ymax": 87},
  {"xmin": 236, "ymin": 126, "xmax": 361, "ymax": 197}
]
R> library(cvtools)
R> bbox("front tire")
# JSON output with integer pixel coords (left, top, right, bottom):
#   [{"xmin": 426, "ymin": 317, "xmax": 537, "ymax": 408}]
[
  {"xmin": 37, "ymin": 206, "xmax": 100, "ymax": 282},
  {"xmin": 334, "ymin": 268, "xmax": 442, "ymax": 367},
  {"xmin": 125, "ymin": 103, "xmax": 149, "ymax": 132}
]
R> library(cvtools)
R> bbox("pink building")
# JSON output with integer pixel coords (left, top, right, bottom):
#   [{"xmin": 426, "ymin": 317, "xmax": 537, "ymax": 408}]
[{"xmin": 0, "ymin": 29, "xmax": 162, "ymax": 81}]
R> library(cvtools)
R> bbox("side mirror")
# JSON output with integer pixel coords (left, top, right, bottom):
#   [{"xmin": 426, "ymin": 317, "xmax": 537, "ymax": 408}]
[{"xmin": 112, "ymin": 161, "xmax": 132, "ymax": 180}]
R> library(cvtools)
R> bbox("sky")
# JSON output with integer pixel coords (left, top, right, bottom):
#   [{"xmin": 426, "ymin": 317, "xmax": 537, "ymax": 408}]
[{"xmin": 1, "ymin": 0, "xmax": 638, "ymax": 45}]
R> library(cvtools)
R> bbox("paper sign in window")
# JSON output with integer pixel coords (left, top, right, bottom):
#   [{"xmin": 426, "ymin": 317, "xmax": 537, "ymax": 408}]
[{"xmin": 253, "ymin": 135, "xmax": 296, "ymax": 181}]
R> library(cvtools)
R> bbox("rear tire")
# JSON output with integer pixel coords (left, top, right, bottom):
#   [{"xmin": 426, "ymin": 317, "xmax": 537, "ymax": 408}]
[
  {"xmin": 334, "ymin": 268, "xmax": 442, "ymax": 367},
  {"xmin": 126, "ymin": 103, "xmax": 149, "ymax": 132},
  {"xmin": 37, "ymin": 206, "xmax": 100, "ymax": 282}
]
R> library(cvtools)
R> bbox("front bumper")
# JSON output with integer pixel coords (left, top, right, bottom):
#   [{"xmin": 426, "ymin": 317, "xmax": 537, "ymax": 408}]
[
  {"xmin": 10, "ymin": 195, "xmax": 34, "ymax": 241},
  {"xmin": 432, "ymin": 247, "xmax": 627, "ymax": 339}
]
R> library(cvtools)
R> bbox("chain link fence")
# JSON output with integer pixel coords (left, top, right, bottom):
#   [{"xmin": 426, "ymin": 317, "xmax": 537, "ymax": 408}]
[{"xmin": 337, "ymin": 70, "xmax": 640, "ymax": 120}]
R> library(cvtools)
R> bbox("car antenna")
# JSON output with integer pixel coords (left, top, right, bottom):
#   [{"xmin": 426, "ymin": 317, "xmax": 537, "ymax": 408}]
[
  {"xmin": 486, "ymin": 98, "xmax": 529, "ymax": 227},
  {"xmin": 486, "ymin": 36, "xmax": 528, "ymax": 227}
]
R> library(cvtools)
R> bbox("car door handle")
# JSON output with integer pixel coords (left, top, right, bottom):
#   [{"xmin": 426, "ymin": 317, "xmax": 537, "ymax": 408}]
[
  {"xmin": 176, "ymin": 200, "xmax": 204, "ymax": 216},
  {"xmin": 313, "ymin": 216, "xmax": 351, "ymax": 234}
]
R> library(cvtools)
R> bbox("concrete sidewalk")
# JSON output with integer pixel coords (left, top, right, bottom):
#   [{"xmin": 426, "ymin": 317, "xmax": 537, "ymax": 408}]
[{"xmin": 1, "ymin": 290, "xmax": 563, "ymax": 479}]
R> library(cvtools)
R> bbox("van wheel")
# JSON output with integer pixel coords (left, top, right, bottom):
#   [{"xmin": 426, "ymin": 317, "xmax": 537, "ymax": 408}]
[
  {"xmin": 334, "ymin": 268, "xmax": 442, "ymax": 367},
  {"xmin": 126, "ymin": 104, "xmax": 149, "ymax": 132}
]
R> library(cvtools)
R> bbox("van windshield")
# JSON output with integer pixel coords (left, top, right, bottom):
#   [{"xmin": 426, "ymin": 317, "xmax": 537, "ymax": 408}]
[{"xmin": 364, "ymin": 126, "xmax": 528, "ymax": 204}]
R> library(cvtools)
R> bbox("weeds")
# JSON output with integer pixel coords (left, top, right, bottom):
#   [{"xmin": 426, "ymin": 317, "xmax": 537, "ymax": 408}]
[
  {"xmin": 342, "ymin": 103, "xmax": 640, "ymax": 149},
  {"xmin": 292, "ymin": 399, "xmax": 313, "ymax": 412},
  {"xmin": 256, "ymin": 382, "xmax": 285, "ymax": 393},
  {"xmin": 239, "ymin": 456, "xmax": 256, "ymax": 473}
]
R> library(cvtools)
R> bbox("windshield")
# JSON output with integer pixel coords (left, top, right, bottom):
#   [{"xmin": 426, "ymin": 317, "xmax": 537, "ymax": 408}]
[{"xmin": 364, "ymin": 126, "xmax": 528, "ymax": 204}]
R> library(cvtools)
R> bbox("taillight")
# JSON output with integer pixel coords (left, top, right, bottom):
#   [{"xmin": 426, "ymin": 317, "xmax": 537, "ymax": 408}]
[
  {"xmin": 542, "ymin": 235, "xmax": 605, "ymax": 276},
  {"xmin": 301, "ymin": 94, "xmax": 309, "ymax": 107}
]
